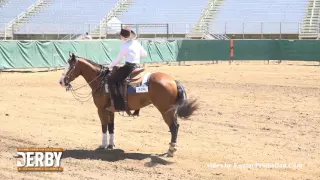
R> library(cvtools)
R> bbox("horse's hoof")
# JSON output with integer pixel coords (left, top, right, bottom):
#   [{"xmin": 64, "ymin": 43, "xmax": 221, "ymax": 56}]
[
  {"xmin": 13, "ymin": 153, "xmax": 22, "ymax": 158},
  {"xmin": 98, "ymin": 145, "xmax": 108, "ymax": 150},
  {"xmin": 169, "ymin": 143, "xmax": 177, "ymax": 151},
  {"xmin": 166, "ymin": 151, "xmax": 173, "ymax": 157},
  {"xmin": 166, "ymin": 149, "xmax": 175, "ymax": 157},
  {"xmin": 107, "ymin": 144, "xmax": 115, "ymax": 150},
  {"xmin": 166, "ymin": 142, "xmax": 177, "ymax": 157}
]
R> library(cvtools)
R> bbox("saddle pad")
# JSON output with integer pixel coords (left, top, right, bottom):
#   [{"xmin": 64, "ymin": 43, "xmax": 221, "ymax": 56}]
[{"xmin": 127, "ymin": 72, "xmax": 152, "ymax": 94}]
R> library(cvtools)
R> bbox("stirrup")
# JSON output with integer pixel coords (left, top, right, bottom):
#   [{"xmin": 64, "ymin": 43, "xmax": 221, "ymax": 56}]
[
  {"xmin": 106, "ymin": 100, "xmax": 116, "ymax": 112},
  {"xmin": 106, "ymin": 106, "xmax": 115, "ymax": 112}
]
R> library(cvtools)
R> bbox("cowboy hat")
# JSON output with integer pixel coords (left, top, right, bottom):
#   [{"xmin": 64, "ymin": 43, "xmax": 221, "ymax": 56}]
[{"xmin": 116, "ymin": 27, "xmax": 137, "ymax": 40}]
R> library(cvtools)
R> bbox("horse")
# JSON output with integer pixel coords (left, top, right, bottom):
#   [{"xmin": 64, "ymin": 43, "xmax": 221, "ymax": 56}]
[{"xmin": 59, "ymin": 52, "xmax": 198, "ymax": 157}]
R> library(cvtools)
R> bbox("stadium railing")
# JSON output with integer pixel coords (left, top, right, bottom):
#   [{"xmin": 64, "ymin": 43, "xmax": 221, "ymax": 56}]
[{"xmin": 0, "ymin": 22, "xmax": 311, "ymax": 40}]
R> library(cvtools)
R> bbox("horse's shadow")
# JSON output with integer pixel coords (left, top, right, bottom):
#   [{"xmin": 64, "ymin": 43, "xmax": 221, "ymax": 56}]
[{"xmin": 62, "ymin": 148, "xmax": 174, "ymax": 167}]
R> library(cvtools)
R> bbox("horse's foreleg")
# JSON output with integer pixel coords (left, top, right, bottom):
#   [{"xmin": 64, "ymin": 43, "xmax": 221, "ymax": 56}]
[
  {"xmin": 100, "ymin": 123, "xmax": 108, "ymax": 149},
  {"xmin": 107, "ymin": 112, "xmax": 115, "ymax": 150},
  {"xmin": 132, "ymin": 109, "xmax": 140, "ymax": 116},
  {"xmin": 98, "ymin": 108, "xmax": 113, "ymax": 149}
]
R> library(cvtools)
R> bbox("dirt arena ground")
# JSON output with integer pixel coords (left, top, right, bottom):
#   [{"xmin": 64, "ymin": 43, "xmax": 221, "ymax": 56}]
[{"xmin": 0, "ymin": 61, "xmax": 319, "ymax": 180}]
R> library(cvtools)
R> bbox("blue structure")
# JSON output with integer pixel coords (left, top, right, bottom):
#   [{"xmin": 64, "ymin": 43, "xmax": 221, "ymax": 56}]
[
  {"xmin": 119, "ymin": 0, "xmax": 207, "ymax": 34},
  {"xmin": 0, "ymin": 0, "xmax": 310, "ymax": 35},
  {"xmin": 17, "ymin": 0, "xmax": 118, "ymax": 34},
  {"xmin": 211, "ymin": 0, "xmax": 308, "ymax": 34},
  {"xmin": 0, "ymin": 0, "xmax": 35, "ymax": 28}
]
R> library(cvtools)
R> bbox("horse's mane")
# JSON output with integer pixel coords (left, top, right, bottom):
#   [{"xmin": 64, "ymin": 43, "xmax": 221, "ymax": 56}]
[{"xmin": 77, "ymin": 56, "xmax": 104, "ymax": 69}]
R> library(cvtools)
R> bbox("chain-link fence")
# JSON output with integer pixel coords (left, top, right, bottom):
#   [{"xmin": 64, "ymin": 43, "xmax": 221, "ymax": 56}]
[{"xmin": 0, "ymin": 22, "xmax": 315, "ymax": 40}]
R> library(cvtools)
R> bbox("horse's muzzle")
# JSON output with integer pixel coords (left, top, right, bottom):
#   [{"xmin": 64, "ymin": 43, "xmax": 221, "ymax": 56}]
[
  {"xmin": 59, "ymin": 75, "xmax": 70, "ymax": 88},
  {"xmin": 65, "ymin": 84, "xmax": 72, "ymax": 91}
]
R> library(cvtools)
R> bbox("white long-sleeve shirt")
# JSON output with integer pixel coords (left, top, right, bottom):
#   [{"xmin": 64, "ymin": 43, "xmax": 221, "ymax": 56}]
[{"xmin": 108, "ymin": 40, "xmax": 147, "ymax": 69}]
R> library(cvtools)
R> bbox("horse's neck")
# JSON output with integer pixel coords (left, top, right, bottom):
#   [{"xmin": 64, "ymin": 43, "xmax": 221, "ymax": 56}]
[{"xmin": 79, "ymin": 60, "xmax": 101, "ymax": 89}]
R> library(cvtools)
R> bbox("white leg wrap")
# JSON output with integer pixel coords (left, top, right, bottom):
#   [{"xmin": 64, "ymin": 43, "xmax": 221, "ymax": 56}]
[
  {"xmin": 167, "ymin": 143, "xmax": 177, "ymax": 157},
  {"xmin": 109, "ymin": 134, "xmax": 115, "ymax": 146},
  {"xmin": 102, "ymin": 133, "xmax": 108, "ymax": 146},
  {"xmin": 169, "ymin": 143, "xmax": 177, "ymax": 152}
]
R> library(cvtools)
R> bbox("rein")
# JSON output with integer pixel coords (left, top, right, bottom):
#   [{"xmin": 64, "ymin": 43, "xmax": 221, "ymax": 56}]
[
  {"xmin": 67, "ymin": 72, "xmax": 103, "ymax": 102},
  {"xmin": 66, "ymin": 63, "xmax": 108, "ymax": 103},
  {"xmin": 64, "ymin": 58, "xmax": 133, "ymax": 116}
]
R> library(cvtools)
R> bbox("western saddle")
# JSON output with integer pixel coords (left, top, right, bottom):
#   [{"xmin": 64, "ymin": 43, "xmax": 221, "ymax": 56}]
[{"xmin": 106, "ymin": 67, "xmax": 146, "ymax": 116}]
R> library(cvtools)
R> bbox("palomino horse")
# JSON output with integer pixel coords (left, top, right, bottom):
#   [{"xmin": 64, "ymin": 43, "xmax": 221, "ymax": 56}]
[{"xmin": 59, "ymin": 53, "xmax": 198, "ymax": 157}]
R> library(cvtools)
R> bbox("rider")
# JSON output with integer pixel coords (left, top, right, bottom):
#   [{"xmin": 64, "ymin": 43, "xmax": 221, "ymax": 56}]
[{"xmin": 107, "ymin": 27, "xmax": 147, "ymax": 111}]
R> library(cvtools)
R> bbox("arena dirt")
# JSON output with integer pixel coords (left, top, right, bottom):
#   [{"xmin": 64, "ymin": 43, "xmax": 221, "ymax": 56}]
[{"xmin": 0, "ymin": 61, "xmax": 319, "ymax": 180}]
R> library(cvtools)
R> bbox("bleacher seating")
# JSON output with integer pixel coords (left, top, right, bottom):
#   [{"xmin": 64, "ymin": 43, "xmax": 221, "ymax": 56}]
[
  {"xmin": 17, "ymin": 0, "xmax": 119, "ymax": 34},
  {"xmin": 0, "ymin": 0, "xmax": 35, "ymax": 29},
  {"xmin": 119, "ymin": 0, "xmax": 207, "ymax": 34},
  {"xmin": 211, "ymin": 0, "xmax": 309, "ymax": 34},
  {"xmin": 0, "ymin": 0, "xmax": 312, "ymax": 37}
]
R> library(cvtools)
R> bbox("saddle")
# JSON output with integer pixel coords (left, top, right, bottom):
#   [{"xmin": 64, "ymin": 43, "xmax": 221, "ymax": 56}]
[{"xmin": 107, "ymin": 67, "xmax": 146, "ymax": 116}]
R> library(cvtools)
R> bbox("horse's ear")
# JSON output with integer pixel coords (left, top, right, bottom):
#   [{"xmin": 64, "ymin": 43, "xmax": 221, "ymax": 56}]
[
  {"xmin": 69, "ymin": 51, "xmax": 72, "ymax": 58},
  {"xmin": 71, "ymin": 53, "xmax": 76, "ymax": 60}
]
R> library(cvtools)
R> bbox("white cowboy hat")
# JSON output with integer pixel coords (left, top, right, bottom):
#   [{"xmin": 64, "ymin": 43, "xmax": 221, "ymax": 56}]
[{"xmin": 116, "ymin": 27, "xmax": 137, "ymax": 40}]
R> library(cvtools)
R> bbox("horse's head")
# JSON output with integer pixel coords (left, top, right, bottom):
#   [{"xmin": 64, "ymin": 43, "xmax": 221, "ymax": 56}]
[{"xmin": 59, "ymin": 52, "xmax": 81, "ymax": 87}]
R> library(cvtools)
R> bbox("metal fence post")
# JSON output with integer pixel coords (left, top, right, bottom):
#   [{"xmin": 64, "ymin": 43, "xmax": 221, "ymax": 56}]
[
  {"xmin": 136, "ymin": 24, "xmax": 138, "ymax": 38},
  {"xmin": 12, "ymin": 24, "xmax": 14, "ymax": 40},
  {"xmin": 4, "ymin": 24, "xmax": 7, "ymax": 40},
  {"xmin": 171, "ymin": 23, "xmax": 174, "ymax": 38},
  {"xmin": 166, "ymin": 23, "xmax": 169, "ymax": 39},
  {"xmin": 225, "ymin": 22, "xmax": 227, "ymax": 35},
  {"xmin": 99, "ymin": 21, "xmax": 102, "ymax": 39},
  {"xmin": 242, "ymin": 22, "xmax": 245, "ymax": 39},
  {"xmin": 261, "ymin": 22, "xmax": 263, "ymax": 39},
  {"xmin": 280, "ymin": 22, "xmax": 282, "ymax": 39}
]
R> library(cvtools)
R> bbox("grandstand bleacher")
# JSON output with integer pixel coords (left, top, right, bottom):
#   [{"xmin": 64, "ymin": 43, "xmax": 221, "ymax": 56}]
[
  {"xmin": 17, "ymin": 0, "xmax": 119, "ymax": 34},
  {"xmin": 211, "ymin": 0, "xmax": 309, "ymax": 34},
  {"xmin": 0, "ymin": 0, "xmax": 317, "ymax": 40},
  {"xmin": 119, "ymin": 0, "xmax": 207, "ymax": 34},
  {"xmin": 0, "ymin": 0, "xmax": 35, "ymax": 28}
]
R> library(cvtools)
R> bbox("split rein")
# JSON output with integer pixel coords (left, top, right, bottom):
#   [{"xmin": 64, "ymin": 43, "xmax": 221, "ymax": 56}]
[
  {"xmin": 65, "ymin": 68, "xmax": 107, "ymax": 103},
  {"xmin": 67, "ymin": 73, "xmax": 102, "ymax": 102}
]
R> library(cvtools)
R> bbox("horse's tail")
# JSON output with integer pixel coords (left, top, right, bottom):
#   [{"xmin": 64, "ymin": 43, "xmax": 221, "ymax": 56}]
[{"xmin": 172, "ymin": 81, "xmax": 199, "ymax": 119}]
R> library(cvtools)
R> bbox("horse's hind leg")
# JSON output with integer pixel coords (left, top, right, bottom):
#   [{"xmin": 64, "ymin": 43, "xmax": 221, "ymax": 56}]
[
  {"xmin": 162, "ymin": 110, "xmax": 179, "ymax": 157},
  {"xmin": 148, "ymin": 73, "xmax": 180, "ymax": 156}
]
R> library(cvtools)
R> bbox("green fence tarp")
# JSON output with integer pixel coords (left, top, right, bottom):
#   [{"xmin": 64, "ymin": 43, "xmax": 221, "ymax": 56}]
[
  {"xmin": 278, "ymin": 40, "xmax": 320, "ymax": 61},
  {"xmin": 0, "ymin": 40, "xmax": 178, "ymax": 69},
  {"xmin": 0, "ymin": 40, "xmax": 123, "ymax": 69},
  {"xmin": 177, "ymin": 40, "xmax": 230, "ymax": 61},
  {"xmin": 234, "ymin": 40, "xmax": 320, "ymax": 61},
  {"xmin": 1, "ymin": 40, "xmax": 320, "ymax": 69},
  {"xmin": 234, "ymin": 40, "xmax": 279, "ymax": 60},
  {"xmin": 141, "ymin": 40, "xmax": 178, "ymax": 63}
]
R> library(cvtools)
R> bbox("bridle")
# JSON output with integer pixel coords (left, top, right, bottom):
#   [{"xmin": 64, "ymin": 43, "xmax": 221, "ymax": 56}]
[
  {"xmin": 64, "ymin": 57, "xmax": 107, "ymax": 102},
  {"xmin": 63, "ymin": 56, "xmax": 133, "ymax": 117},
  {"xmin": 64, "ymin": 57, "xmax": 79, "ymax": 87}
]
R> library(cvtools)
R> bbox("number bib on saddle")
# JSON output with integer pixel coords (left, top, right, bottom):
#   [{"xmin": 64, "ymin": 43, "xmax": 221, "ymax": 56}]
[
  {"xmin": 127, "ymin": 72, "xmax": 152, "ymax": 94},
  {"xmin": 135, "ymin": 86, "xmax": 148, "ymax": 93}
]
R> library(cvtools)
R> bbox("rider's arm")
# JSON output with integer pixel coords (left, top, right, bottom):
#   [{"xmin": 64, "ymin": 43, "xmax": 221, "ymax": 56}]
[
  {"xmin": 140, "ymin": 44, "xmax": 147, "ymax": 57},
  {"xmin": 108, "ymin": 45, "xmax": 127, "ymax": 69}
]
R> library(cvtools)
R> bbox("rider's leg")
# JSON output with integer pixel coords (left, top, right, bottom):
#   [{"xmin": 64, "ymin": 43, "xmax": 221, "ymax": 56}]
[
  {"xmin": 108, "ymin": 65, "xmax": 132, "ymax": 85},
  {"xmin": 107, "ymin": 65, "xmax": 134, "ymax": 111}
]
